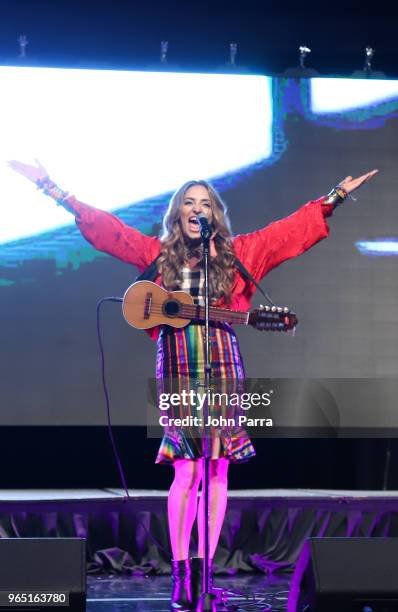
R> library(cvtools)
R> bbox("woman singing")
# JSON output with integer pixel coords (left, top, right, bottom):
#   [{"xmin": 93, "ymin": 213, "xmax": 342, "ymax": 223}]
[{"xmin": 8, "ymin": 160, "xmax": 377, "ymax": 610}]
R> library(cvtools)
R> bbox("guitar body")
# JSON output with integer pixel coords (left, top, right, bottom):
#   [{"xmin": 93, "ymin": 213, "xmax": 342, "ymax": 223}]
[{"xmin": 123, "ymin": 281, "xmax": 194, "ymax": 329}]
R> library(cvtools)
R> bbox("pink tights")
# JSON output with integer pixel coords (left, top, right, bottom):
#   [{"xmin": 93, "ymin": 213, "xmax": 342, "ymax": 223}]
[{"xmin": 167, "ymin": 457, "xmax": 229, "ymax": 560}]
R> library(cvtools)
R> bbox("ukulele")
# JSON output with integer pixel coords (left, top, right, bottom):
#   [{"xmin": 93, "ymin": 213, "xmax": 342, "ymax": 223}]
[{"xmin": 122, "ymin": 281, "xmax": 297, "ymax": 332}]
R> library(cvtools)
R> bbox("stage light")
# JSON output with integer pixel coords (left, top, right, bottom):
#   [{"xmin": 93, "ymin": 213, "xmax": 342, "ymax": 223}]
[
  {"xmin": 299, "ymin": 45, "xmax": 311, "ymax": 70},
  {"xmin": 352, "ymin": 45, "xmax": 385, "ymax": 79},
  {"xmin": 18, "ymin": 34, "xmax": 28, "ymax": 59},
  {"xmin": 364, "ymin": 46, "xmax": 375, "ymax": 74},
  {"xmin": 160, "ymin": 41, "xmax": 168, "ymax": 64},
  {"xmin": 283, "ymin": 44, "xmax": 318, "ymax": 77},
  {"xmin": 217, "ymin": 42, "xmax": 248, "ymax": 72},
  {"xmin": 228, "ymin": 42, "xmax": 238, "ymax": 67}
]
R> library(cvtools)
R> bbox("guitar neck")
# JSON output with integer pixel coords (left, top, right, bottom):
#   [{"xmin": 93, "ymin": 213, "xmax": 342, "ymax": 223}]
[{"xmin": 178, "ymin": 302, "xmax": 249, "ymax": 325}]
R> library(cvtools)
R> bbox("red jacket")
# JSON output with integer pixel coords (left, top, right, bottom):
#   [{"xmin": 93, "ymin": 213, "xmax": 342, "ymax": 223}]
[{"xmin": 66, "ymin": 196, "xmax": 332, "ymax": 340}]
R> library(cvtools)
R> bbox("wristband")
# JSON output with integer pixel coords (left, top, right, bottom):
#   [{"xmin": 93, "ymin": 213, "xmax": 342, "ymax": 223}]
[{"xmin": 36, "ymin": 177, "xmax": 69, "ymax": 205}]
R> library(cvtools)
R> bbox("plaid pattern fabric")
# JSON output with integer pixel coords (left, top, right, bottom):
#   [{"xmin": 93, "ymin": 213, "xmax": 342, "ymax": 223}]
[{"xmin": 180, "ymin": 266, "xmax": 205, "ymax": 305}]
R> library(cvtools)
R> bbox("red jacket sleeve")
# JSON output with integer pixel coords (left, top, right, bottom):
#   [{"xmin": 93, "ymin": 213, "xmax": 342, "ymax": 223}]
[
  {"xmin": 232, "ymin": 197, "xmax": 332, "ymax": 282},
  {"xmin": 63, "ymin": 196, "xmax": 161, "ymax": 272}
]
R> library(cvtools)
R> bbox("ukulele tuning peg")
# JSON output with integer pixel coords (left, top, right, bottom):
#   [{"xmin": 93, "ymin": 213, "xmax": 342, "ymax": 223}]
[
  {"xmin": 271, "ymin": 306, "xmax": 277, "ymax": 312},
  {"xmin": 277, "ymin": 307, "xmax": 283, "ymax": 313},
  {"xmin": 259, "ymin": 304, "xmax": 264, "ymax": 309},
  {"xmin": 283, "ymin": 307, "xmax": 289, "ymax": 313}
]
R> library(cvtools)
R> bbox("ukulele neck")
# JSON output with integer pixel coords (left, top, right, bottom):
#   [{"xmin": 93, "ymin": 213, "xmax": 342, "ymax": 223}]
[{"xmin": 179, "ymin": 302, "xmax": 249, "ymax": 325}]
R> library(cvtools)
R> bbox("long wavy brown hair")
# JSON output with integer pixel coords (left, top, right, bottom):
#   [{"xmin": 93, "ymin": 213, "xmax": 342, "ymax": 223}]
[{"xmin": 157, "ymin": 180, "xmax": 236, "ymax": 303}]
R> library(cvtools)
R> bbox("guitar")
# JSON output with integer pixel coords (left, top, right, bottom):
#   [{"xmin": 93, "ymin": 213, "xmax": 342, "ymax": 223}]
[{"xmin": 122, "ymin": 281, "xmax": 297, "ymax": 332}]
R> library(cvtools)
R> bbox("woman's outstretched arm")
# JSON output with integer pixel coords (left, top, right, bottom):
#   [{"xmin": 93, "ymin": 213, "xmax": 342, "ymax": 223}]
[
  {"xmin": 233, "ymin": 170, "xmax": 378, "ymax": 283},
  {"xmin": 8, "ymin": 159, "xmax": 161, "ymax": 271}
]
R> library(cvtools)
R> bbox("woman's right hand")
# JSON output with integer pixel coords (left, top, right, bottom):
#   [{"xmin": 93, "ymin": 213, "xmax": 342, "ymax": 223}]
[{"xmin": 8, "ymin": 159, "xmax": 49, "ymax": 184}]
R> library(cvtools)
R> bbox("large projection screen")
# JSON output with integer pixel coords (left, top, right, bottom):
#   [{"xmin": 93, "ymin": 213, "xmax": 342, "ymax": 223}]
[{"xmin": 0, "ymin": 67, "xmax": 397, "ymax": 427}]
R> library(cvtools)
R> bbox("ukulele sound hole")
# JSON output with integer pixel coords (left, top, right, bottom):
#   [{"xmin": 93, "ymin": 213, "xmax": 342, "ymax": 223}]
[{"xmin": 163, "ymin": 299, "xmax": 181, "ymax": 318}]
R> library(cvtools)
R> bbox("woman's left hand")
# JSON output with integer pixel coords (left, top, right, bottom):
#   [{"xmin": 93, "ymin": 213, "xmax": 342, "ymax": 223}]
[{"xmin": 338, "ymin": 169, "xmax": 379, "ymax": 195}]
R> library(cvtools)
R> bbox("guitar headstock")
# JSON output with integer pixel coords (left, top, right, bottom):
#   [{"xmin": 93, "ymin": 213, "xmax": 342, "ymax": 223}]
[{"xmin": 248, "ymin": 305, "xmax": 298, "ymax": 332}]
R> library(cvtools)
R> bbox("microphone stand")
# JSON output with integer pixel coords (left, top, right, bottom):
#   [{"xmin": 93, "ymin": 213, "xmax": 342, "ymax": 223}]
[
  {"xmin": 196, "ymin": 217, "xmax": 258, "ymax": 610},
  {"xmin": 197, "ymin": 221, "xmax": 217, "ymax": 612}
]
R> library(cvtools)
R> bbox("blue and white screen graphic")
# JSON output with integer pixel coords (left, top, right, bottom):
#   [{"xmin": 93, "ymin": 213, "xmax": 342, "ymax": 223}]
[{"xmin": 0, "ymin": 67, "xmax": 272, "ymax": 250}]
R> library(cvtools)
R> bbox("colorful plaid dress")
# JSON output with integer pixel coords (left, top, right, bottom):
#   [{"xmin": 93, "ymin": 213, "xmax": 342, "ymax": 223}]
[{"xmin": 155, "ymin": 267, "xmax": 256, "ymax": 464}]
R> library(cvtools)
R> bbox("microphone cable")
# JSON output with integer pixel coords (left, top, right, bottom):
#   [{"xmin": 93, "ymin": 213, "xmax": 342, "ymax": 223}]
[{"xmin": 96, "ymin": 297, "xmax": 130, "ymax": 498}]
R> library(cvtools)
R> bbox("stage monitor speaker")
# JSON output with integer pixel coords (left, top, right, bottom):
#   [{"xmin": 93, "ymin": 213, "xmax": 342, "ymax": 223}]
[
  {"xmin": 288, "ymin": 537, "xmax": 398, "ymax": 612},
  {"xmin": 0, "ymin": 538, "xmax": 86, "ymax": 612}
]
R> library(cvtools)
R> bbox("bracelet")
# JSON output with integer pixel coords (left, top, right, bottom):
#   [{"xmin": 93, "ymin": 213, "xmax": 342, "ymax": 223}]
[
  {"xmin": 323, "ymin": 186, "xmax": 348, "ymax": 208},
  {"xmin": 36, "ymin": 177, "xmax": 69, "ymax": 205}
]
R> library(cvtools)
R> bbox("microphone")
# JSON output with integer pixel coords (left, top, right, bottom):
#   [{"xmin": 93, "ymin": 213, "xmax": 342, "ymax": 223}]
[{"xmin": 197, "ymin": 212, "xmax": 212, "ymax": 241}]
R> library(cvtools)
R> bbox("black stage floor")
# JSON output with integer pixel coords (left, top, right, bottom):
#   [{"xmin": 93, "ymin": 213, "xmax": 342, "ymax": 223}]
[{"xmin": 86, "ymin": 572, "xmax": 291, "ymax": 612}]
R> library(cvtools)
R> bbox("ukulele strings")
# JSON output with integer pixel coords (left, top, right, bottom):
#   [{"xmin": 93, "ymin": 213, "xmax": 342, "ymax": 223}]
[{"xmin": 124, "ymin": 300, "xmax": 287, "ymax": 324}]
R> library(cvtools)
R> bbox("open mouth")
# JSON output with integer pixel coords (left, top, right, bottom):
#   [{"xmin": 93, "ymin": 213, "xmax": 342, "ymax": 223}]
[{"xmin": 188, "ymin": 216, "xmax": 200, "ymax": 232}]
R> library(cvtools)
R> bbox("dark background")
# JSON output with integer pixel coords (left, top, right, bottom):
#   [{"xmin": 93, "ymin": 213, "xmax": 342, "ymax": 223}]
[
  {"xmin": 1, "ymin": 0, "xmax": 398, "ymax": 490},
  {"xmin": 0, "ymin": 0, "xmax": 397, "ymax": 77}
]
